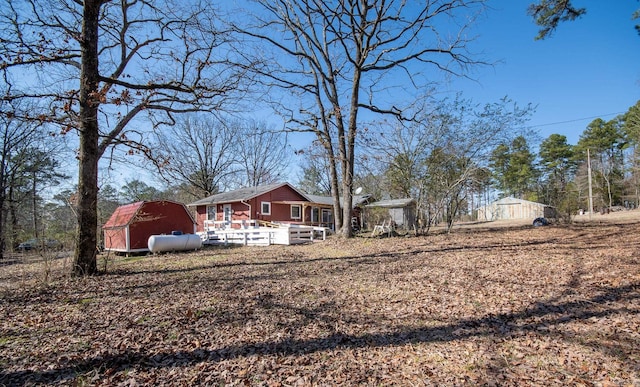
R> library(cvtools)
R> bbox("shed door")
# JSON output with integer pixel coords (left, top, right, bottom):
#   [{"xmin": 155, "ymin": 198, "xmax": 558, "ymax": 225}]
[{"xmin": 223, "ymin": 204, "xmax": 232, "ymax": 222}]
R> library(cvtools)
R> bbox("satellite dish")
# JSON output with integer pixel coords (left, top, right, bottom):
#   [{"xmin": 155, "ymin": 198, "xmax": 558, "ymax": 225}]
[{"xmin": 354, "ymin": 187, "xmax": 363, "ymax": 195}]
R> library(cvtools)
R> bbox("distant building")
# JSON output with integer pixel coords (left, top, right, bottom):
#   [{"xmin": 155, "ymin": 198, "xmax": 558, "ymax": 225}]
[
  {"xmin": 365, "ymin": 198, "xmax": 417, "ymax": 229},
  {"xmin": 476, "ymin": 197, "xmax": 556, "ymax": 221}
]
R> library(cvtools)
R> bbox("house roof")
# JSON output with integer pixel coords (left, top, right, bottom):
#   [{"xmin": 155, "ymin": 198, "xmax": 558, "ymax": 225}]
[
  {"xmin": 302, "ymin": 193, "xmax": 332, "ymax": 206},
  {"xmin": 304, "ymin": 193, "xmax": 373, "ymax": 207},
  {"xmin": 188, "ymin": 182, "xmax": 307, "ymax": 207},
  {"xmin": 103, "ymin": 201, "xmax": 144, "ymax": 228},
  {"xmin": 366, "ymin": 198, "xmax": 416, "ymax": 208},
  {"xmin": 188, "ymin": 182, "xmax": 373, "ymax": 208}
]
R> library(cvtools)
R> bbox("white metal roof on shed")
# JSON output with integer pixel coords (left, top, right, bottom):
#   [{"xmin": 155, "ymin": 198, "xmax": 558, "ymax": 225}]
[
  {"xmin": 491, "ymin": 197, "xmax": 549, "ymax": 206},
  {"xmin": 366, "ymin": 198, "xmax": 416, "ymax": 208}
]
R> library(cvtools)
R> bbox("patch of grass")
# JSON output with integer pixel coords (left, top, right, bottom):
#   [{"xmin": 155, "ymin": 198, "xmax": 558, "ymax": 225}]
[
  {"xmin": 135, "ymin": 316, "xmax": 151, "ymax": 324},
  {"xmin": 78, "ymin": 297, "xmax": 94, "ymax": 305},
  {"xmin": 119, "ymin": 255, "xmax": 149, "ymax": 264},
  {"xmin": 0, "ymin": 336, "xmax": 12, "ymax": 345},
  {"xmin": 195, "ymin": 307, "xmax": 215, "ymax": 318},
  {"xmin": 166, "ymin": 331, "xmax": 178, "ymax": 341}
]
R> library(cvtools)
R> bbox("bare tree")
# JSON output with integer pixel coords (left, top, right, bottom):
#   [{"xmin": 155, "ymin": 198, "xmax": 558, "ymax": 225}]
[
  {"xmin": 151, "ymin": 115, "xmax": 237, "ymax": 200},
  {"xmin": 231, "ymin": 0, "xmax": 487, "ymax": 237},
  {"xmin": 363, "ymin": 95, "xmax": 534, "ymax": 232},
  {"xmin": 296, "ymin": 142, "xmax": 334, "ymax": 196},
  {"xmin": 1, "ymin": 0, "xmax": 245, "ymax": 275},
  {"xmin": 363, "ymin": 119, "xmax": 433, "ymax": 200},
  {"xmin": 232, "ymin": 120, "xmax": 291, "ymax": 188},
  {"xmin": 0, "ymin": 100, "xmax": 42, "ymax": 257}
]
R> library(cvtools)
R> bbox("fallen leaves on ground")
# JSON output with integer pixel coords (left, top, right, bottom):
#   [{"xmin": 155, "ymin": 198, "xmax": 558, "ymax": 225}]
[{"xmin": 1, "ymin": 219, "xmax": 639, "ymax": 386}]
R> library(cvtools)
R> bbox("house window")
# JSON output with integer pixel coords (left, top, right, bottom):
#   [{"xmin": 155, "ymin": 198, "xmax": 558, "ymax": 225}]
[
  {"xmin": 311, "ymin": 207, "xmax": 319, "ymax": 223},
  {"xmin": 261, "ymin": 201, "xmax": 271, "ymax": 215},
  {"xmin": 322, "ymin": 209, "xmax": 333, "ymax": 224},
  {"xmin": 291, "ymin": 205, "xmax": 301, "ymax": 219},
  {"xmin": 223, "ymin": 204, "xmax": 232, "ymax": 222},
  {"xmin": 207, "ymin": 205, "xmax": 216, "ymax": 220}
]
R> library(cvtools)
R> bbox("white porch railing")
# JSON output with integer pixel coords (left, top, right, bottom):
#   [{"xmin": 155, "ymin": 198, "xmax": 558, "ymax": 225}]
[
  {"xmin": 204, "ymin": 219, "xmax": 257, "ymax": 231},
  {"xmin": 199, "ymin": 221, "xmax": 329, "ymax": 246}
]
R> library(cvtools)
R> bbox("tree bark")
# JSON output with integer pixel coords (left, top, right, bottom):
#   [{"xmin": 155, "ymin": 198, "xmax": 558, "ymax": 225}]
[
  {"xmin": 0, "ymin": 161, "xmax": 5, "ymax": 258},
  {"xmin": 32, "ymin": 172, "xmax": 38, "ymax": 240},
  {"xmin": 73, "ymin": 0, "xmax": 102, "ymax": 276},
  {"xmin": 0, "ymin": 194, "xmax": 4, "ymax": 259},
  {"xmin": 8, "ymin": 177, "xmax": 18, "ymax": 253}
]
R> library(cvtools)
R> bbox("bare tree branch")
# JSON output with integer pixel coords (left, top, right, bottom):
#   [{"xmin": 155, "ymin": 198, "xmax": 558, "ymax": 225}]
[
  {"xmin": 230, "ymin": 0, "xmax": 488, "ymax": 236},
  {"xmin": 0, "ymin": 0, "xmax": 245, "ymax": 275}
]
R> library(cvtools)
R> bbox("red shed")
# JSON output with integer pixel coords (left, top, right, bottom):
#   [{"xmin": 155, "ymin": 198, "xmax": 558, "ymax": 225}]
[{"xmin": 103, "ymin": 200, "xmax": 197, "ymax": 253}]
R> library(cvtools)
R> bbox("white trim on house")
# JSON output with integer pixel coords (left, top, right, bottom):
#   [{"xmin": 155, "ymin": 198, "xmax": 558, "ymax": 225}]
[
  {"xmin": 291, "ymin": 204, "xmax": 301, "ymax": 219},
  {"xmin": 261, "ymin": 201, "xmax": 271, "ymax": 215}
]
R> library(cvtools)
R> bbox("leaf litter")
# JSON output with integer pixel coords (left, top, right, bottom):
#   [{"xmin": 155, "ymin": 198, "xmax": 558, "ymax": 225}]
[{"xmin": 0, "ymin": 219, "xmax": 639, "ymax": 386}]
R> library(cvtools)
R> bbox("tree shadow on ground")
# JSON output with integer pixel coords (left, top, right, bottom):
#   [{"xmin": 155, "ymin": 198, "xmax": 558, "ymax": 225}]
[
  {"xmin": 2, "ymin": 281, "xmax": 638, "ymax": 385},
  {"xmin": 0, "ymin": 224, "xmax": 625, "ymax": 307}
]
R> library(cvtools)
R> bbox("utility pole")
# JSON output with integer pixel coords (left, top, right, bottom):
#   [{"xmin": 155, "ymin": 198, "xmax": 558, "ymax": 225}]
[{"xmin": 587, "ymin": 148, "xmax": 594, "ymax": 220}]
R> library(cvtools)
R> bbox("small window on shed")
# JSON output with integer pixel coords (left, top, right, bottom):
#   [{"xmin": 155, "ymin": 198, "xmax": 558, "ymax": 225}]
[
  {"xmin": 261, "ymin": 201, "xmax": 271, "ymax": 215},
  {"xmin": 291, "ymin": 205, "xmax": 301, "ymax": 219}
]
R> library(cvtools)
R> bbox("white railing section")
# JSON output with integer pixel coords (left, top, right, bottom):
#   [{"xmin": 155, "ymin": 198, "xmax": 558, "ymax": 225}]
[{"xmin": 199, "ymin": 220, "xmax": 329, "ymax": 246}]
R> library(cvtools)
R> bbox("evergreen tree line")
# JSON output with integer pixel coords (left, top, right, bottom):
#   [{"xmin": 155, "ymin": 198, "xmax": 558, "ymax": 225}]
[{"xmin": 493, "ymin": 100, "xmax": 640, "ymax": 220}]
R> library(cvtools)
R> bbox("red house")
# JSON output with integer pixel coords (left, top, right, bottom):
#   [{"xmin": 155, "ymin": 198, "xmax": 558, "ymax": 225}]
[
  {"xmin": 103, "ymin": 200, "xmax": 197, "ymax": 253},
  {"xmin": 188, "ymin": 182, "xmax": 372, "ymax": 233}
]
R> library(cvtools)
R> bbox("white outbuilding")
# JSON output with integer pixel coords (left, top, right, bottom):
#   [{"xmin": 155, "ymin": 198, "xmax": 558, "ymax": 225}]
[{"xmin": 476, "ymin": 197, "xmax": 555, "ymax": 221}]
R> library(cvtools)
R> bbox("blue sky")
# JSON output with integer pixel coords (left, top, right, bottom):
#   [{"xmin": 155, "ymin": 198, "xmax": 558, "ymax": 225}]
[
  {"xmin": 447, "ymin": 1, "xmax": 640, "ymax": 146},
  {"xmin": 87, "ymin": 2, "xmax": 640, "ymax": 192}
]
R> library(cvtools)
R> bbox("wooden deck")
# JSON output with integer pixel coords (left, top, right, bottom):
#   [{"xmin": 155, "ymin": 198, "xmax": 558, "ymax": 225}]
[{"xmin": 199, "ymin": 220, "xmax": 329, "ymax": 246}]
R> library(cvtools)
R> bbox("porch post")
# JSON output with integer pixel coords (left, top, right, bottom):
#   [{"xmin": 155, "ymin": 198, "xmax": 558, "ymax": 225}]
[{"xmin": 302, "ymin": 204, "xmax": 307, "ymax": 225}]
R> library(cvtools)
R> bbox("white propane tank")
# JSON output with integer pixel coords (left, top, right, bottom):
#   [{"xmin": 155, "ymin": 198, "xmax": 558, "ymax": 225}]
[{"xmin": 148, "ymin": 234, "xmax": 202, "ymax": 253}]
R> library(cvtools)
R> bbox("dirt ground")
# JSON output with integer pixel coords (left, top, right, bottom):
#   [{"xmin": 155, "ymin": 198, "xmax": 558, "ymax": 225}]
[{"xmin": 1, "ymin": 212, "xmax": 639, "ymax": 386}]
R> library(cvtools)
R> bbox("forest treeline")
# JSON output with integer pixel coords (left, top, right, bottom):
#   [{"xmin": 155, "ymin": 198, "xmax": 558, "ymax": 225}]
[{"xmin": 2, "ymin": 99, "xmax": 639, "ymax": 253}]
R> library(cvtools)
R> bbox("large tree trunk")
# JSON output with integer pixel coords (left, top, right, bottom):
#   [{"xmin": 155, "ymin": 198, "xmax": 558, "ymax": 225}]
[
  {"xmin": 8, "ymin": 181, "xmax": 18, "ymax": 252},
  {"xmin": 0, "ymin": 162, "xmax": 5, "ymax": 258},
  {"xmin": 328, "ymin": 153, "xmax": 342, "ymax": 232},
  {"xmin": 319, "ymin": 138, "xmax": 342, "ymax": 232},
  {"xmin": 32, "ymin": 172, "xmax": 38, "ymax": 240},
  {"xmin": 338, "ymin": 67, "xmax": 361, "ymax": 238},
  {"xmin": 73, "ymin": 0, "xmax": 102, "ymax": 276},
  {"xmin": 339, "ymin": 137, "xmax": 355, "ymax": 237},
  {"xmin": 0, "ymin": 194, "xmax": 4, "ymax": 259}
]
